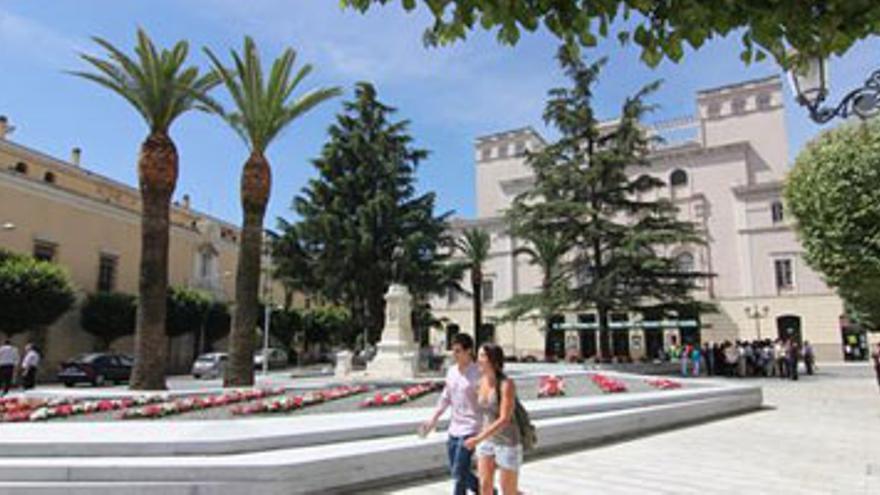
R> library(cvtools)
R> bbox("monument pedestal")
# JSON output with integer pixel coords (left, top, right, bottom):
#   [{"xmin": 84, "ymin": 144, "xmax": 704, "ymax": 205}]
[{"xmin": 366, "ymin": 284, "xmax": 418, "ymax": 380}]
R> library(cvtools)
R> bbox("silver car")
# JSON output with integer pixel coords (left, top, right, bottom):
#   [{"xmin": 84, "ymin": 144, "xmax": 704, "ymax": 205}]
[
  {"xmin": 191, "ymin": 352, "xmax": 228, "ymax": 379},
  {"xmin": 253, "ymin": 348, "xmax": 288, "ymax": 370}
]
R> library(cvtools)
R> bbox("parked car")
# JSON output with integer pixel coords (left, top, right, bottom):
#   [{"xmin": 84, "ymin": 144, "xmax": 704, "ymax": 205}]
[
  {"xmin": 253, "ymin": 348, "xmax": 288, "ymax": 370},
  {"xmin": 58, "ymin": 353, "xmax": 133, "ymax": 387},
  {"xmin": 191, "ymin": 352, "xmax": 228, "ymax": 379}
]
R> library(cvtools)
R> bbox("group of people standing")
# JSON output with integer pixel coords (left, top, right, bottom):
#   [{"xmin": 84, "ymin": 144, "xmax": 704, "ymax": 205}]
[
  {"xmin": 0, "ymin": 339, "xmax": 41, "ymax": 395},
  {"xmin": 423, "ymin": 333, "xmax": 524, "ymax": 495},
  {"xmin": 671, "ymin": 339, "xmax": 815, "ymax": 380}
]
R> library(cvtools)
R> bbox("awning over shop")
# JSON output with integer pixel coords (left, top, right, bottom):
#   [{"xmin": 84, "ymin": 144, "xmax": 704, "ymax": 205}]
[{"xmin": 552, "ymin": 319, "xmax": 699, "ymax": 331}]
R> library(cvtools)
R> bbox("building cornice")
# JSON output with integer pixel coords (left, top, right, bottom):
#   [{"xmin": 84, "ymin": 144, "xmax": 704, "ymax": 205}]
[
  {"xmin": 0, "ymin": 138, "xmax": 241, "ymax": 233},
  {"xmin": 731, "ymin": 180, "xmax": 784, "ymax": 197},
  {"xmin": 475, "ymin": 126, "xmax": 547, "ymax": 146}
]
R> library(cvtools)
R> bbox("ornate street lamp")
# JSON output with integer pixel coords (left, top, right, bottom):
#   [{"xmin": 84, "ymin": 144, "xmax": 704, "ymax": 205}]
[
  {"xmin": 744, "ymin": 304, "xmax": 769, "ymax": 341},
  {"xmin": 788, "ymin": 55, "xmax": 880, "ymax": 124}
]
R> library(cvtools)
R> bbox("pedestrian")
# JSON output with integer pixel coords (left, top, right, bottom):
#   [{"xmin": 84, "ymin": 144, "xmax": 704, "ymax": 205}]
[
  {"xmin": 787, "ymin": 340, "xmax": 800, "ymax": 381},
  {"xmin": 0, "ymin": 339, "xmax": 19, "ymax": 395},
  {"xmin": 775, "ymin": 339, "xmax": 787, "ymax": 378},
  {"xmin": 724, "ymin": 343, "xmax": 738, "ymax": 378},
  {"xmin": 465, "ymin": 343, "xmax": 522, "ymax": 495},
  {"xmin": 803, "ymin": 341, "xmax": 815, "ymax": 375},
  {"xmin": 422, "ymin": 333, "xmax": 482, "ymax": 495},
  {"xmin": 681, "ymin": 344, "xmax": 691, "ymax": 377},
  {"xmin": 704, "ymin": 342, "xmax": 714, "ymax": 376},
  {"xmin": 871, "ymin": 343, "xmax": 880, "ymax": 393},
  {"xmin": 19, "ymin": 343, "xmax": 40, "ymax": 391},
  {"xmin": 691, "ymin": 344, "xmax": 701, "ymax": 377}
]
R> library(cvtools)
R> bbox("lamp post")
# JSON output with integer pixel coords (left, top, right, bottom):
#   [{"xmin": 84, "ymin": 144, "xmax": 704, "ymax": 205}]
[
  {"xmin": 261, "ymin": 233, "xmax": 273, "ymax": 376},
  {"xmin": 788, "ymin": 55, "xmax": 880, "ymax": 124},
  {"xmin": 744, "ymin": 304, "xmax": 770, "ymax": 341}
]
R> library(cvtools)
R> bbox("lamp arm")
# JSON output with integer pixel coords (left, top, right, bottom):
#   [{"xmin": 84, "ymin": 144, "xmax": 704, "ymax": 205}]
[{"xmin": 807, "ymin": 69, "xmax": 880, "ymax": 123}]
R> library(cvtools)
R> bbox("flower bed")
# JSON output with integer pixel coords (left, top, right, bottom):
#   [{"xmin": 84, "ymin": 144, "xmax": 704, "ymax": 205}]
[
  {"xmin": 1, "ymin": 398, "xmax": 77, "ymax": 423},
  {"xmin": 360, "ymin": 382, "xmax": 443, "ymax": 408},
  {"xmin": 590, "ymin": 373, "xmax": 628, "ymax": 394},
  {"xmin": 645, "ymin": 378, "xmax": 682, "ymax": 390},
  {"xmin": 231, "ymin": 384, "xmax": 370, "ymax": 416},
  {"xmin": 537, "ymin": 375, "xmax": 566, "ymax": 398},
  {"xmin": 121, "ymin": 388, "xmax": 285, "ymax": 420}
]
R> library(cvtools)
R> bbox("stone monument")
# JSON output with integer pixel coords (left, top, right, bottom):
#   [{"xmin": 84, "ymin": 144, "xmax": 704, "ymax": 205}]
[{"xmin": 366, "ymin": 284, "xmax": 418, "ymax": 379}]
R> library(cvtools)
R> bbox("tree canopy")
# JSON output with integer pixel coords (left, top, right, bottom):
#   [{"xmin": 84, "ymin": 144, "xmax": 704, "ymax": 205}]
[
  {"xmin": 785, "ymin": 120, "xmax": 880, "ymax": 330},
  {"xmin": 0, "ymin": 255, "xmax": 76, "ymax": 337},
  {"xmin": 80, "ymin": 292, "xmax": 137, "ymax": 350},
  {"xmin": 275, "ymin": 82, "xmax": 462, "ymax": 345},
  {"xmin": 343, "ymin": 1, "xmax": 879, "ymax": 67}
]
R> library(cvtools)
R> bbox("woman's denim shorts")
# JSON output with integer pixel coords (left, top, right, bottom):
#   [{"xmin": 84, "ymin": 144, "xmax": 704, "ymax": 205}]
[{"xmin": 476, "ymin": 440, "xmax": 523, "ymax": 471}]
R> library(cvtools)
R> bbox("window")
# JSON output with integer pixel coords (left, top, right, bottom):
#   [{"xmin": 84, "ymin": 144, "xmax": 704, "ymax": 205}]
[
  {"xmin": 199, "ymin": 248, "xmax": 216, "ymax": 280},
  {"xmin": 670, "ymin": 169, "xmax": 688, "ymax": 187},
  {"xmin": 33, "ymin": 240, "xmax": 57, "ymax": 262},
  {"xmin": 675, "ymin": 252, "xmax": 695, "ymax": 273},
  {"xmin": 447, "ymin": 287, "xmax": 459, "ymax": 305},
  {"xmin": 774, "ymin": 259, "xmax": 794, "ymax": 290},
  {"xmin": 732, "ymin": 98, "xmax": 747, "ymax": 114},
  {"xmin": 756, "ymin": 93, "xmax": 772, "ymax": 109},
  {"xmin": 771, "ymin": 201, "xmax": 784, "ymax": 223},
  {"xmin": 481, "ymin": 279, "xmax": 494, "ymax": 304},
  {"xmin": 13, "ymin": 162, "xmax": 27, "ymax": 174},
  {"xmin": 514, "ymin": 141, "xmax": 526, "ymax": 156},
  {"xmin": 97, "ymin": 254, "xmax": 117, "ymax": 292},
  {"xmin": 497, "ymin": 144, "xmax": 508, "ymax": 159},
  {"xmin": 43, "ymin": 172, "xmax": 56, "ymax": 184},
  {"xmin": 707, "ymin": 102, "xmax": 721, "ymax": 118},
  {"xmin": 480, "ymin": 147, "xmax": 492, "ymax": 161}
]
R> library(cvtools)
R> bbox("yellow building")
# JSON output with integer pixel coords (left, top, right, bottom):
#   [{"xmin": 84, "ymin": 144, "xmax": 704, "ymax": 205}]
[{"xmin": 0, "ymin": 116, "xmax": 285, "ymax": 376}]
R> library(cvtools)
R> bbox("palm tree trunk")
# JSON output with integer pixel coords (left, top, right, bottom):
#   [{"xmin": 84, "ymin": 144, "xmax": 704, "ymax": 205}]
[
  {"xmin": 225, "ymin": 152, "xmax": 271, "ymax": 387},
  {"xmin": 472, "ymin": 270, "xmax": 483, "ymax": 347},
  {"xmin": 130, "ymin": 132, "xmax": 177, "ymax": 390}
]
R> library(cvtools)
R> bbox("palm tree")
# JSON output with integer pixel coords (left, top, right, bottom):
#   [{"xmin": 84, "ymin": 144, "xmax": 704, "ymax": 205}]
[
  {"xmin": 71, "ymin": 29, "xmax": 219, "ymax": 390},
  {"xmin": 511, "ymin": 232, "xmax": 571, "ymax": 358},
  {"xmin": 204, "ymin": 37, "xmax": 340, "ymax": 386},
  {"xmin": 457, "ymin": 228, "xmax": 491, "ymax": 346}
]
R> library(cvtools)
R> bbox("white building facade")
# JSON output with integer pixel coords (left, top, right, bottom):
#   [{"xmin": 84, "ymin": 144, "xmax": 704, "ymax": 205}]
[{"xmin": 430, "ymin": 76, "xmax": 865, "ymax": 363}]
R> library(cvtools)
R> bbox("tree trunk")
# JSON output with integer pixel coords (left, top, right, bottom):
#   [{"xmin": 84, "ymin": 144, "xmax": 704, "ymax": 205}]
[
  {"xmin": 598, "ymin": 305, "xmax": 610, "ymax": 362},
  {"xmin": 130, "ymin": 132, "xmax": 177, "ymax": 391},
  {"xmin": 225, "ymin": 152, "xmax": 271, "ymax": 387}
]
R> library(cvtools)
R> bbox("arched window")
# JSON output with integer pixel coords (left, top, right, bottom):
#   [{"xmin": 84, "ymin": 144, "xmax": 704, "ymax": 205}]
[
  {"xmin": 670, "ymin": 169, "xmax": 688, "ymax": 187},
  {"xmin": 732, "ymin": 98, "xmax": 747, "ymax": 114},
  {"xmin": 771, "ymin": 201, "xmax": 784, "ymax": 223},
  {"xmin": 43, "ymin": 172, "xmax": 56, "ymax": 184},
  {"xmin": 13, "ymin": 162, "xmax": 27, "ymax": 174},
  {"xmin": 675, "ymin": 252, "xmax": 695, "ymax": 273}
]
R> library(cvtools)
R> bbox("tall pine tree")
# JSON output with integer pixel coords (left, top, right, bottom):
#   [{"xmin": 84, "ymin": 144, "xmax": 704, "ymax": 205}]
[
  {"xmin": 508, "ymin": 47, "xmax": 712, "ymax": 360},
  {"xmin": 276, "ymin": 83, "xmax": 462, "ymax": 347}
]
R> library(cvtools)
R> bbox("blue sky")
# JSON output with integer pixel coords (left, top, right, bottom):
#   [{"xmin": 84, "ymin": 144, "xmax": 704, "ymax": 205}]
[{"xmin": 1, "ymin": 1, "xmax": 877, "ymax": 227}]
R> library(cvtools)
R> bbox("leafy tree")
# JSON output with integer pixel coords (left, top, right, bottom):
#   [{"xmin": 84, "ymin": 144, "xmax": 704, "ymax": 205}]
[
  {"xmin": 302, "ymin": 305, "xmax": 352, "ymax": 349},
  {"xmin": 785, "ymin": 120, "xmax": 880, "ymax": 330},
  {"xmin": 71, "ymin": 29, "xmax": 220, "ymax": 390},
  {"xmin": 204, "ymin": 37, "xmax": 340, "ymax": 387},
  {"xmin": 0, "ymin": 257, "xmax": 76, "ymax": 344},
  {"xmin": 510, "ymin": 47, "xmax": 711, "ymax": 359},
  {"xmin": 276, "ymin": 82, "xmax": 461, "ymax": 347},
  {"xmin": 80, "ymin": 292, "xmax": 137, "ymax": 350},
  {"xmin": 456, "ymin": 228, "xmax": 491, "ymax": 346},
  {"xmin": 343, "ymin": 1, "xmax": 879, "ymax": 66},
  {"xmin": 256, "ymin": 305, "xmax": 302, "ymax": 350},
  {"xmin": 165, "ymin": 286, "xmax": 212, "ymax": 338},
  {"xmin": 203, "ymin": 302, "xmax": 232, "ymax": 350}
]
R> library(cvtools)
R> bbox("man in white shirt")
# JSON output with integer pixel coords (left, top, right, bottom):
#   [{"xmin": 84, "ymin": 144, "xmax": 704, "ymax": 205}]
[
  {"xmin": 20, "ymin": 343, "xmax": 40, "ymax": 391},
  {"xmin": 0, "ymin": 339, "xmax": 19, "ymax": 395},
  {"xmin": 423, "ymin": 333, "xmax": 482, "ymax": 495}
]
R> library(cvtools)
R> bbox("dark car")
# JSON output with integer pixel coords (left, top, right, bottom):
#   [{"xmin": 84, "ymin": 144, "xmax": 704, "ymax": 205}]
[{"xmin": 58, "ymin": 353, "xmax": 133, "ymax": 387}]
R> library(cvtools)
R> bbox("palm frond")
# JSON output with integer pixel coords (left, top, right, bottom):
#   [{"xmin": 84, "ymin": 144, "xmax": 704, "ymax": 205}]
[
  {"xmin": 71, "ymin": 28, "xmax": 219, "ymax": 133},
  {"xmin": 203, "ymin": 36, "xmax": 341, "ymax": 153}
]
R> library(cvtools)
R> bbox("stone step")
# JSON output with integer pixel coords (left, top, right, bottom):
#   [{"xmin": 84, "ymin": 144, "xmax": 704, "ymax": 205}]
[{"xmin": 0, "ymin": 390, "xmax": 762, "ymax": 494}]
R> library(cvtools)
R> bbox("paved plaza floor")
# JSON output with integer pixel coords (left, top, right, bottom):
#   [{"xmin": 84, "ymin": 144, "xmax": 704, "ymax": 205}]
[{"xmin": 376, "ymin": 364, "xmax": 880, "ymax": 495}]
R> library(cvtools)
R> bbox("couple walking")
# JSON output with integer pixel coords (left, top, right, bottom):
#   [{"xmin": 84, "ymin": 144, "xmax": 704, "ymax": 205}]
[
  {"xmin": 422, "ymin": 333, "xmax": 522, "ymax": 495},
  {"xmin": 0, "ymin": 340, "xmax": 40, "ymax": 395}
]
